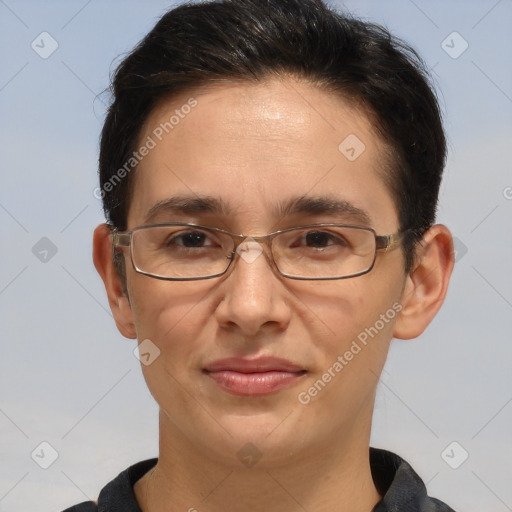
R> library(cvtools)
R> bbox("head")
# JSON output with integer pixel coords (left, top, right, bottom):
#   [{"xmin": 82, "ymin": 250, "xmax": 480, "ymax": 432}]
[
  {"xmin": 98, "ymin": 0, "xmax": 447, "ymax": 276},
  {"xmin": 93, "ymin": 0, "xmax": 453, "ymax": 468}
]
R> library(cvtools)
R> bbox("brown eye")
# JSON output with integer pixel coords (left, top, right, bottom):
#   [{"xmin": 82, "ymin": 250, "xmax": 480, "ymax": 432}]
[
  {"xmin": 304, "ymin": 231, "xmax": 347, "ymax": 248},
  {"xmin": 168, "ymin": 231, "xmax": 210, "ymax": 248}
]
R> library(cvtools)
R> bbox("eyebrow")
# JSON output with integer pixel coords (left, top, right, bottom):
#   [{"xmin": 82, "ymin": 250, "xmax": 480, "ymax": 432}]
[
  {"xmin": 144, "ymin": 195, "xmax": 230, "ymax": 223},
  {"xmin": 277, "ymin": 195, "xmax": 372, "ymax": 226},
  {"xmin": 143, "ymin": 194, "xmax": 372, "ymax": 226}
]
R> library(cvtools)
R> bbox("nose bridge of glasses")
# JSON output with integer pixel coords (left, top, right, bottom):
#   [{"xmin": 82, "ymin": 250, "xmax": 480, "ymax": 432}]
[{"xmin": 230, "ymin": 233, "xmax": 275, "ymax": 267}]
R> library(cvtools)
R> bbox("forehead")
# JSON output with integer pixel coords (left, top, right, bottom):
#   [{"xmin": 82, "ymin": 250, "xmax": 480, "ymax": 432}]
[{"xmin": 128, "ymin": 77, "xmax": 396, "ymax": 231}]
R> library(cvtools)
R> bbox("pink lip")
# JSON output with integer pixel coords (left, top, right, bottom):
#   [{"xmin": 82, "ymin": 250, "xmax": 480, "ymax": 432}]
[{"xmin": 203, "ymin": 357, "xmax": 306, "ymax": 396}]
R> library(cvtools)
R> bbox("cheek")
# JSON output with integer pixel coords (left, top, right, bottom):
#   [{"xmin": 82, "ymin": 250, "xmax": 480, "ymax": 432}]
[
  {"xmin": 296, "ymin": 273, "xmax": 400, "ymax": 350},
  {"xmin": 128, "ymin": 279, "xmax": 216, "ymax": 410},
  {"xmin": 302, "ymin": 269, "xmax": 404, "ymax": 386},
  {"xmin": 128, "ymin": 276, "xmax": 214, "ymax": 359},
  {"xmin": 292, "ymin": 284, "xmax": 400, "ymax": 443}
]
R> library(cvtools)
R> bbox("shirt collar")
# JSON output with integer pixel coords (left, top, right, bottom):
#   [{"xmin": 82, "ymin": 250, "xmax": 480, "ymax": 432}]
[{"xmin": 95, "ymin": 448, "xmax": 455, "ymax": 511}]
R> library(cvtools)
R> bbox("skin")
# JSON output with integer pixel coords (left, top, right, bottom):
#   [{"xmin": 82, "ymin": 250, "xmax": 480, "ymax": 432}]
[{"xmin": 93, "ymin": 76, "xmax": 454, "ymax": 512}]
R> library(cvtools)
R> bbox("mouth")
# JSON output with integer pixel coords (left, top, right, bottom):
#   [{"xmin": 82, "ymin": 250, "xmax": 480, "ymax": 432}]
[{"xmin": 203, "ymin": 357, "xmax": 307, "ymax": 396}]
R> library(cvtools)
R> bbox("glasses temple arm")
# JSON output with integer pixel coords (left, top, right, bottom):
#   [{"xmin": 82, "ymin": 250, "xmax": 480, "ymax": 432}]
[{"xmin": 376, "ymin": 230, "xmax": 409, "ymax": 252}]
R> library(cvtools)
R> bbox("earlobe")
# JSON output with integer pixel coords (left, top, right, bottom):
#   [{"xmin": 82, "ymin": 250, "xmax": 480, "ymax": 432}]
[
  {"xmin": 93, "ymin": 224, "xmax": 137, "ymax": 339},
  {"xmin": 393, "ymin": 224, "xmax": 454, "ymax": 340}
]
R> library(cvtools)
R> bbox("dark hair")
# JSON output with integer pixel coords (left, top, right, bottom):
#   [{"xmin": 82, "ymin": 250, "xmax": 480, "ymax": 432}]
[{"xmin": 99, "ymin": 0, "xmax": 446, "ymax": 274}]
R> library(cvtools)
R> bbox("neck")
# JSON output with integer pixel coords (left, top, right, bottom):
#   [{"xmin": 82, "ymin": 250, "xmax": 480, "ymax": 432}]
[{"xmin": 135, "ymin": 410, "xmax": 381, "ymax": 512}]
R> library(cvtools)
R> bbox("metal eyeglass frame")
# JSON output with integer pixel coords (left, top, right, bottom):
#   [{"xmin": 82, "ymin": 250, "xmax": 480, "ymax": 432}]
[{"xmin": 111, "ymin": 222, "xmax": 409, "ymax": 281}]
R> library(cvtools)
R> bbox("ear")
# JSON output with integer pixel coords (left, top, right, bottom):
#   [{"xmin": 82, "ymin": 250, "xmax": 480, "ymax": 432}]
[
  {"xmin": 93, "ymin": 224, "xmax": 137, "ymax": 339},
  {"xmin": 393, "ymin": 224, "xmax": 454, "ymax": 340}
]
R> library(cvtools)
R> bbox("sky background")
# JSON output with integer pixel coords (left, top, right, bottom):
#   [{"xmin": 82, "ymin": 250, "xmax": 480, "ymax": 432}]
[{"xmin": 0, "ymin": 0, "xmax": 511, "ymax": 510}]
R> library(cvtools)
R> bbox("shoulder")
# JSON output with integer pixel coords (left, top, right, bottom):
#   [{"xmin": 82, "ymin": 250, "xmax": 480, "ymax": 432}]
[
  {"xmin": 370, "ymin": 448, "xmax": 457, "ymax": 511},
  {"xmin": 61, "ymin": 458, "xmax": 158, "ymax": 512}
]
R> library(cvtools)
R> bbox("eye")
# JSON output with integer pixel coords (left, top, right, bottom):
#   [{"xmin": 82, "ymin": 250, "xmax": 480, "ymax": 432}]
[
  {"xmin": 296, "ymin": 230, "xmax": 349, "ymax": 249},
  {"xmin": 168, "ymin": 230, "xmax": 214, "ymax": 248},
  {"xmin": 305, "ymin": 231, "xmax": 340, "ymax": 248}
]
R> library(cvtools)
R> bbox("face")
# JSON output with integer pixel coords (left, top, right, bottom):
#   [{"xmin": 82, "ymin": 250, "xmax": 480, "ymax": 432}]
[{"xmin": 118, "ymin": 77, "xmax": 408, "ymax": 466}]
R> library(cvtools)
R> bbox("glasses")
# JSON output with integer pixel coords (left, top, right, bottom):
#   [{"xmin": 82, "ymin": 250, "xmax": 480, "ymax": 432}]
[{"xmin": 112, "ymin": 222, "xmax": 408, "ymax": 281}]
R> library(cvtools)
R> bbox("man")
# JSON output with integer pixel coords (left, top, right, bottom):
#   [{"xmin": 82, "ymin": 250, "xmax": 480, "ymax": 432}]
[{"xmin": 65, "ymin": 0, "xmax": 455, "ymax": 510}]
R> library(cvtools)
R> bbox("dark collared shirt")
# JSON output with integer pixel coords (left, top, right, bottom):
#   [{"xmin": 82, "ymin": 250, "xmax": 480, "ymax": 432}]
[{"xmin": 63, "ymin": 448, "xmax": 456, "ymax": 511}]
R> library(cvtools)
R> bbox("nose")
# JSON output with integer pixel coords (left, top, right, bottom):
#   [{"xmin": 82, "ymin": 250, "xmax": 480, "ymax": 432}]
[{"xmin": 214, "ymin": 238, "xmax": 291, "ymax": 337}]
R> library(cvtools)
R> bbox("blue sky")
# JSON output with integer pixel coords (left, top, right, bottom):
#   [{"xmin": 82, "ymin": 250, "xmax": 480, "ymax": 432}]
[{"xmin": 0, "ymin": 1, "xmax": 511, "ymax": 510}]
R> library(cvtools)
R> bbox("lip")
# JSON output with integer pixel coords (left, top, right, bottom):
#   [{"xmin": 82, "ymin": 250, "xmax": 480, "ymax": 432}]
[{"xmin": 203, "ymin": 357, "xmax": 307, "ymax": 396}]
